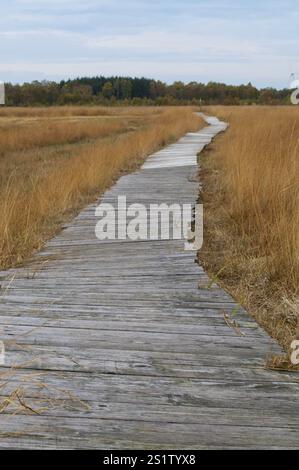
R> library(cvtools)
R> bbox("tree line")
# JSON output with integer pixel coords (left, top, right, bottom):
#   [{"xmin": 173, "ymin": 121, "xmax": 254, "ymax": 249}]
[{"xmin": 4, "ymin": 76, "xmax": 292, "ymax": 106}]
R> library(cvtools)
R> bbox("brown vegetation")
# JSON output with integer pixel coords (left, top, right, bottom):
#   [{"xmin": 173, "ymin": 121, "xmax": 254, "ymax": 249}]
[
  {"xmin": 0, "ymin": 106, "xmax": 202, "ymax": 268},
  {"xmin": 199, "ymin": 106, "xmax": 299, "ymax": 354}
]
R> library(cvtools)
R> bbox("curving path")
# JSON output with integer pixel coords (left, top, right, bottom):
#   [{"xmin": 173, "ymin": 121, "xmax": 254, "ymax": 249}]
[{"xmin": 0, "ymin": 115, "xmax": 298, "ymax": 449}]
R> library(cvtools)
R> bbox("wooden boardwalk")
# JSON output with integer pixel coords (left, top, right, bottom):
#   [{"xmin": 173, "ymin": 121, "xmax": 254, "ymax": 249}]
[{"xmin": 0, "ymin": 115, "xmax": 298, "ymax": 449}]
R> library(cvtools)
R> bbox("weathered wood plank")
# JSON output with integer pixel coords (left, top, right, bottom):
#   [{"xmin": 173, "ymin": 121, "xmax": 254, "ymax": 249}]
[{"xmin": 0, "ymin": 415, "xmax": 298, "ymax": 450}]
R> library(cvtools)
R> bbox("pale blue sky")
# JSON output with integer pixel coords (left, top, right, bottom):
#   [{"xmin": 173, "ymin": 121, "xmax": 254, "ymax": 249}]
[{"xmin": 0, "ymin": 0, "xmax": 298, "ymax": 87}]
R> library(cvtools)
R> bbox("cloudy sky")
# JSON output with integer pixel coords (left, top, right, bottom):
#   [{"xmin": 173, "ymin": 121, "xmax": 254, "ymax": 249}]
[{"xmin": 0, "ymin": 0, "xmax": 298, "ymax": 87}]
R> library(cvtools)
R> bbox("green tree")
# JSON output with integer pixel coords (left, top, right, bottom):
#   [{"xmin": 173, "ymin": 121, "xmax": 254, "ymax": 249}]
[
  {"xmin": 120, "ymin": 79, "xmax": 132, "ymax": 99},
  {"xmin": 102, "ymin": 82, "xmax": 114, "ymax": 99}
]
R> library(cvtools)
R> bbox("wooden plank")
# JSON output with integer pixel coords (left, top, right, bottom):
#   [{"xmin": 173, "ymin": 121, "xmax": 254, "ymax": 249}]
[{"xmin": 0, "ymin": 415, "xmax": 298, "ymax": 450}]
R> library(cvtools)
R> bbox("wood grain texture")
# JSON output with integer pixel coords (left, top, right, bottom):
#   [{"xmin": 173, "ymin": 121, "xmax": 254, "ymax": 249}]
[{"xmin": 0, "ymin": 114, "xmax": 298, "ymax": 450}]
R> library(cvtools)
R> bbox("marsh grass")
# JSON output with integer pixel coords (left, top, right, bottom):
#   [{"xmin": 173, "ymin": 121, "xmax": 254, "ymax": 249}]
[{"xmin": 199, "ymin": 106, "xmax": 299, "ymax": 351}]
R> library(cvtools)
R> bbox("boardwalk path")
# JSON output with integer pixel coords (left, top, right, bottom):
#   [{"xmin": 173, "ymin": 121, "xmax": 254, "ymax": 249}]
[{"xmin": 0, "ymin": 115, "xmax": 298, "ymax": 449}]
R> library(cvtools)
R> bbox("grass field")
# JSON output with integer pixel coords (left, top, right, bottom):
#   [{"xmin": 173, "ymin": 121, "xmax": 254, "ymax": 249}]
[
  {"xmin": 0, "ymin": 106, "xmax": 202, "ymax": 268},
  {"xmin": 199, "ymin": 106, "xmax": 299, "ymax": 355}
]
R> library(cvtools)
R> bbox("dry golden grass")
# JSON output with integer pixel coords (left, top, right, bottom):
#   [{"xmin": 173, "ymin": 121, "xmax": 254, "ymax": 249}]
[
  {"xmin": 0, "ymin": 106, "xmax": 202, "ymax": 268},
  {"xmin": 0, "ymin": 106, "xmax": 111, "ymax": 118},
  {"xmin": 0, "ymin": 105, "xmax": 162, "ymax": 119},
  {"xmin": 0, "ymin": 106, "xmax": 165, "ymax": 154},
  {"xmin": 199, "ymin": 106, "xmax": 299, "ymax": 353},
  {"xmin": 0, "ymin": 119, "xmax": 130, "ymax": 154}
]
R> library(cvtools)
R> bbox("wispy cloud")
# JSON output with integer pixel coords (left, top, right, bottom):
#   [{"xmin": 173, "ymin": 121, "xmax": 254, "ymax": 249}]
[{"xmin": 1, "ymin": 0, "xmax": 298, "ymax": 86}]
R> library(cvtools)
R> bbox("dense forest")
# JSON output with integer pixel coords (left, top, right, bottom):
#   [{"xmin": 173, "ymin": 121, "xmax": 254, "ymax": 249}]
[{"xmin": 4, "ymin": 76, "xmax": 292, "ymax": 106}]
